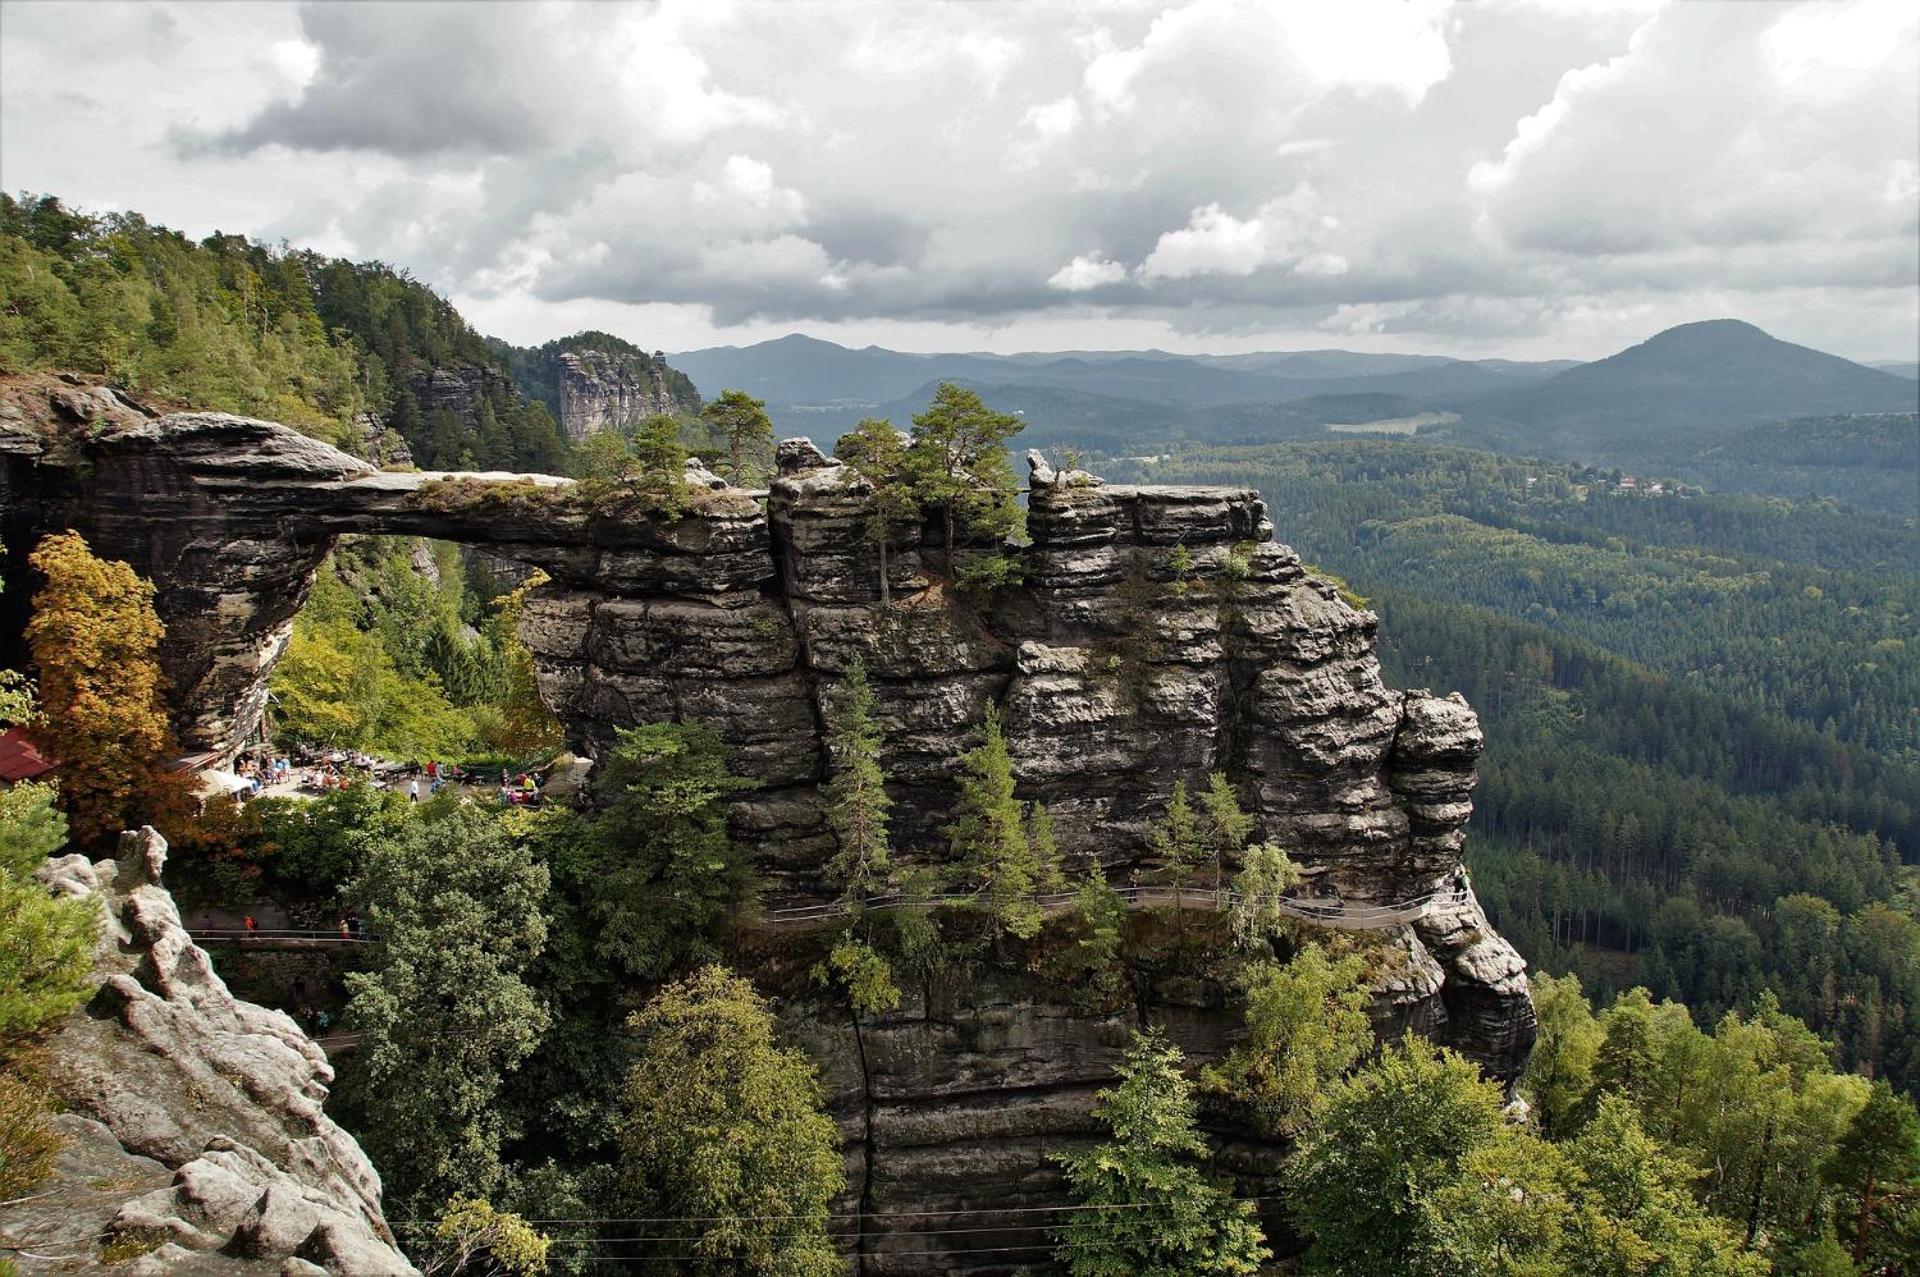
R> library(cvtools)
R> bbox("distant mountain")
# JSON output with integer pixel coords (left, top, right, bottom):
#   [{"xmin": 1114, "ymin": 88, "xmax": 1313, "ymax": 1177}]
[
  {"xmin": 1467, "ymin": 320, "xmax": 1917, "ymax": 436},
  {"xmin": 1871, "ymin": 360, "xmax": 1919, "ymax": 380},
  {"xmin": 670, "ymin": 334, "xmax": 1576, "ymax": 434}
]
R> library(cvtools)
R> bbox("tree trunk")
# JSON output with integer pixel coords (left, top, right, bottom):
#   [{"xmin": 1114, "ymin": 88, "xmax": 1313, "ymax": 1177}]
[
  {"xmin": 1854, "ymin": 1171, "xmax": 1876, "ymax": 1265},
  {"xmin": 878, "ymin": 536, "xmax": 891, "ymax": 604}
]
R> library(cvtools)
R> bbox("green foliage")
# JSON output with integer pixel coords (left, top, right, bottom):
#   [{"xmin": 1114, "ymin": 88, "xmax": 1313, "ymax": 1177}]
[
  {"xmin": 619, "ymin": 967, "xmax": 844, "ymax": 1276},
  {"xmin": 342, "ymin": 803, "xmax": 551, "ymax": 1217},
  {"xmin": 1523, "ymin": 972, "xmax": 1605, "ymax": 1139},
  {"xmin": 907, "ymin": 382, "xmax": 1023, "ymax": 570},
  {"xmin": 834, "ymin": 417, "xmax": 918, "ymax": 602},
  {"xmin": 947, "ymin": 704, "xmax": 1042, "ymax": 938},
  {"xmin": 817, "ymin": 935, "xmax": 902, "ymax": 1018},
  {"xmin": 0, "ymin": 1069, "xmax": 63, "ymax": 1200},
  {"xmin": 1826, "ymin": 1080, "xmax": 1920, "ymax": 1267},
  {"xmin": 823, "ymin": 659, "xmax": 892, "ymax": 903},
  {"xmin": 554, "ymin": 723, "xmax": 754, "ymax": 983},
  {"xmin": 1146, "ymin": 780, "xmax": 1206, "ymax": 904},
  {"xmin": 426, "ymin": 1197, "xmax": 551, "ymax": 1276},
  {"xmin": 26, "ymin": 531, "xmax": 194, "ymax": 845},
  {"xmin": 1201, "ymin": 944, "xmax": 1372, "ymax": 1136},
  {"xmin": 1051, "ymin": 1027, "xmax": 1270, "ymax": 1276},
  {"xmin": 1198, "ymin": 772, "xmax": 1254, "ymax": 894},
  {"xmin": 1050, "ymin": 870, "xmax": 1129, "ymax": 1009},
  {"xmin": 0, "ymin": 783, "xmax": 96, "ymax": 1051},
  {"xmin": 1226, "ymin": 842, "xmax": 1302, "ymax": 948},
  {"xmin": 572, "ymin": 416, "xmax": 689, "ymax": 515},
  {"xmin": 703, "ymin": 389, "xmax": 775, "ymax": 486},
  {"xmin": 243, "ymin": 783, "xmax": 415, "ymax": 900},
  {"xmin": 1286, "ymin": 1034, "xmax": 1506, "ymax": 1274}
]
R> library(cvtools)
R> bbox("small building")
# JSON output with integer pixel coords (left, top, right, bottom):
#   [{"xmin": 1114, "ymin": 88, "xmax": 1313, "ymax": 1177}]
[{"xmin": 0, "ymin": 728, "xmax": 54, "ymax": 785}]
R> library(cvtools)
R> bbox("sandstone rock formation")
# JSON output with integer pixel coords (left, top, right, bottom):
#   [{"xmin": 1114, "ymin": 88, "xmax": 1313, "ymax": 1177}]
[
  {"xmin": 0, "ymin": 829, "xmax": 413, "ymax": 1275},
  {"xmin": 552, "ymin": 346, "xmax": 700, "ymax": 442},
  {"xmin": 0, "ymin": 378, "xmax": 1534, "ymax": 1272}
]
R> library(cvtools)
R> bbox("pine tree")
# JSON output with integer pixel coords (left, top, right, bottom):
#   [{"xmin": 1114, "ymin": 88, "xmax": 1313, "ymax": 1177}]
[
  {"xmin": 824, "ymin": 658, "xmax": 892, "ymax": 903},
  {"xmin": 1199, "ymin": 771, "xmax": 1254, "ymax": 897},
  {"xmin": 906, "ymin": 382, "xmax": 1022, "ymax": 574},
  {"xmin": 1147, "ymin": 780, "xmax": 1206, "ymax": 909},
  {"xmin": 1826, "ymin": 1081, "xmax": 1920, "ymax": 1266},
  {"xmin": 834, "ymin": 416, "xmax": 918, "ymax": 603},
  {"xmin": 703, "ymin": 389, "xmax": 775, "ymax": 486},
  {"xmin": 1052, "ymin": 1028, "xmax": 1270, "ymax": 1276},
  {"xmin": 947, "ymin": 704, "xmax": 1040, "ymax": 938},
  {"xmin": 25, "ymin": 532, "xmax": 193, "ymax": 845},
  {"xmin": 0, "ymin": 781, "xmax": 96, "ymax": 1044}
]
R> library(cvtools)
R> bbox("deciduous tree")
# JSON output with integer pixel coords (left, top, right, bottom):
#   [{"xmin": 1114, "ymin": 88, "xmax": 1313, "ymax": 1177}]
[
  {"xmin": 619, "ymin": 966, "xmax": 844, "ymax": 1276},
  {"xmin": 25, "ymin": 532, "xmax": 192, "ymax": 845},
  {"xmin": 342, "ymin": 804, "xmax": 550, "ymax": 1216},
  {"xmin": 1201, "ymin": 944, "xmax": 1371, "ymax": 1136}
]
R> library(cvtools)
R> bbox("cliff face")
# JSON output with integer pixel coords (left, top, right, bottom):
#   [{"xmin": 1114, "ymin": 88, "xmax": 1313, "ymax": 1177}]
[
  {"xmin": 0, "ymin": 829, "xmax": 413, "ymax": 1275},
  {"xmin": 552, "ymin": 347, "xmax": 702, "ymax": 441},
  {"xmin": 0, "ymin": 379, "xmax": 1533, "ymax": 1271}
]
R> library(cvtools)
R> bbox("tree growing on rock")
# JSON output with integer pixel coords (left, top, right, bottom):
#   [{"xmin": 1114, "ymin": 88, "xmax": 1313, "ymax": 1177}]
[
  {"xmin": 0, "ymin": 781, "xmax": 96, "ymax": 1045},
  {"xmin": 1226, "ymin": 841, "xmax": 1301, "ymax": 948},
  {"xmin": 703, "ymin": 389, "xmax": 775, "ymax": 487},
  {"xmin": 1052, "ymin": 1027, "xmax": 1270, "ymax": 1276},
  {"xmin": 1199, "ymin": 771, "xmax": 1254, "ymax": 896},
  {"xmin": 342, "ymin": 804, "xmax": 551, "ymax": 1217},
  {"xmin": 573, "ymin": 416, "xmax": 687, "ymax": 515},
  {"xmin": 619, "ymin": 966, "xmax": 844, "ymax": 1276},
  {"xmin": 1201, "ymin": 943, "xmax": 1372, "ymax": 1137},
  {"xmin": 823, "ymin": 658, "xmax": 892, "ymax": 904},
  {"xmin": 906, "ymin": 382, "xmax": 1022, "ymax": 577},
  {"xmin": 834, "ymin": 416, "xmax": 917, "ymax": 603},
  {"xmin": 947, "ymin": 704, "xmax": 1043, "ymax": 938},
  {"xmin": 1146, "ymin": 780, "xmax": 1206, "ymax": 909},
  {"xmin": 25, "ymin": 531, "xmax": 192, "ymax": 845}
]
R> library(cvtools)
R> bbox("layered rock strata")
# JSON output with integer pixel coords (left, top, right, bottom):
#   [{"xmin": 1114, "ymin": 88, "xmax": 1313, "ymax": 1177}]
[
  {"xmin": 553, "ymin": 347, "xmax": 700, "ymax": 441},
  {"xmin": 0, "ymin": 829, "xmax": 413, "ymax": 1275},
  {"xmin": 0, "ymin": 380, "xmax": 1534, "ymax": 1272}
]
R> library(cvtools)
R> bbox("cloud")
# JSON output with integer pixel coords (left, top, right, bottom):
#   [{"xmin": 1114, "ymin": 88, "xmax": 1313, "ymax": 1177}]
[
  {"xmin": 1139, "ymin": 189, "xmax": 1348, "ymax": 281},
  {"xmin": 1047, "ymin": 254, "xmax": 1128, "ymax": 292},
  {"xmin": 1, "ymin": 0, "xmax": 1914, "ymax": 358}
]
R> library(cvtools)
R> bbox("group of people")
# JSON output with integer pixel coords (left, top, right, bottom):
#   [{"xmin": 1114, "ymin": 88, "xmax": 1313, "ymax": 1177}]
[{"xmin": 497, "ymin": 771, "xmax": 541, "ymax": 806}]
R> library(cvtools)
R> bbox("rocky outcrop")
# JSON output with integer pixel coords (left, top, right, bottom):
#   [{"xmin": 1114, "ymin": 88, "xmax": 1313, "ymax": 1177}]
[
  {"xmin": 0, "ymin": 381, "xmax": 1534, "ymax": 1272},
  {"xmin": 553, "ymin": 347, "xmax": 701, "ymax": 441},
  {"xmin": 0, "ymin": 829, "xmax": 413, "ymax": 1275},
  {"xmin": 402, "ymin": 363, "xmax": 515, "ymax": 436}
]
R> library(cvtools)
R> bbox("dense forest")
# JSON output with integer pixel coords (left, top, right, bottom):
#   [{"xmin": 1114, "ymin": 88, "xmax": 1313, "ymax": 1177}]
[
  {"xmin": 1, "ymin": 193, "xmax": 577, "ymax": 471},
  {"xmin": 1111, "ymin": 440, "xmax": 1920, "ymax": 1091}
]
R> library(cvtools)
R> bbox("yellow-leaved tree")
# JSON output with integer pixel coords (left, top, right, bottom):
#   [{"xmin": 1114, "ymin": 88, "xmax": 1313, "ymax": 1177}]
[{"xmin": 26, "ymin": 531, "xmax": 192, "ymax": 846}]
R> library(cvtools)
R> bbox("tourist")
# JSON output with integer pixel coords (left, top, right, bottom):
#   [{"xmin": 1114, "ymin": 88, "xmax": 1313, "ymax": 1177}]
[
  {"xmin": 243, "ymin": 915, "xmax": 257, "ymax": 936},
  {"xmin": 408, "ymin": 778, "xmax": 420, "ymax": 803}
]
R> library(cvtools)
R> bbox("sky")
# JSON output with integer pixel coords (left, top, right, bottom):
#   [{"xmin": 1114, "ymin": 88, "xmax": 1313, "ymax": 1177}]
[{"xmin": 2, "ymin": 0, "xmax": 1916, "ymax": 362}]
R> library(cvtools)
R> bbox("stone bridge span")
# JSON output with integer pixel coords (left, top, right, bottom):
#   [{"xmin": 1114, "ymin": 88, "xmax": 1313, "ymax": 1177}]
[{"xmin": 0, "ymin": 375, "xmax": 1532, "ymax": 1081}]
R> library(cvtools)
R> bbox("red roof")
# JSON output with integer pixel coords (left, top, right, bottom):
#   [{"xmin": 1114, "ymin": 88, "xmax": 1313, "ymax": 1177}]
[{"xmin": 0, "ymin": 728, "xmax": 54, "ymax": 782}]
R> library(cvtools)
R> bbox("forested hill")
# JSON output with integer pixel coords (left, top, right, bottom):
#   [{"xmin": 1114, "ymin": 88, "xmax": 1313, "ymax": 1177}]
[
  {"xmin": 0, "ymin": 193, "xmax": 700, "ymax": 472},
  {"xmin": 1111, "ymin": 440, "xmax": 1920, "ymax": 1091}
]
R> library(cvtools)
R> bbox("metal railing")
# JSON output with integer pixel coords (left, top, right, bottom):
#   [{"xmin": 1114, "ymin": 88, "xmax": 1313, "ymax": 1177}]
[{"xmin": 762, "ymin": 885, "xmax": 1471, "ymax": 930}]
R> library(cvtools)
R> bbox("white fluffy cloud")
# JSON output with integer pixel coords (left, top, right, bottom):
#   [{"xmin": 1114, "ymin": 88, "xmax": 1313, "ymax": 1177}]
[
  {"xmin": 0, "ymin": 0, "xmax": 1913, "ymax": 358},
  {"xmin": 1139, "ymin": 189, "xmax": 1347, "ymax": 281},
  {"xmin": 1047, "ymin": 254, "xmax": 1128, "ymax": 291}
]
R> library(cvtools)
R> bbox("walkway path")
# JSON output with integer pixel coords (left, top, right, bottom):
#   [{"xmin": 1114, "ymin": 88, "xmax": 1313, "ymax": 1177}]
[{"xmin": 763, "ymin": 884, "xmax": 1470, "ymax": 930}]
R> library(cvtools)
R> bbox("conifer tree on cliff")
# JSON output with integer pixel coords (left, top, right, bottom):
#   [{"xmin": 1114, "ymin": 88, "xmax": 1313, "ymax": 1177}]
[
  {"xmin": 947, "ymin": 703, "xmax": 1043, "ymax": 938},
  {"xmin": 1052, "ymin": 1027, "xmax": 1270, "ymax": 1276},
  {"xmin": 824, "ymin": 657, "xmax": 892, "ymax": 903},
  {"xmin": 834, "ymin": 416, "xmax": 917, "ymax": 603},
  {"xmin": 25, "ymin": 532, "xmax": 192, "ymax": 845},
  {"xmin": 703, "ymin": 388, "xmax": 775, "ymax": 487},
  {"xmin": 906, "ymin": 382, "xmax": 1022, "ymax": 576}
]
